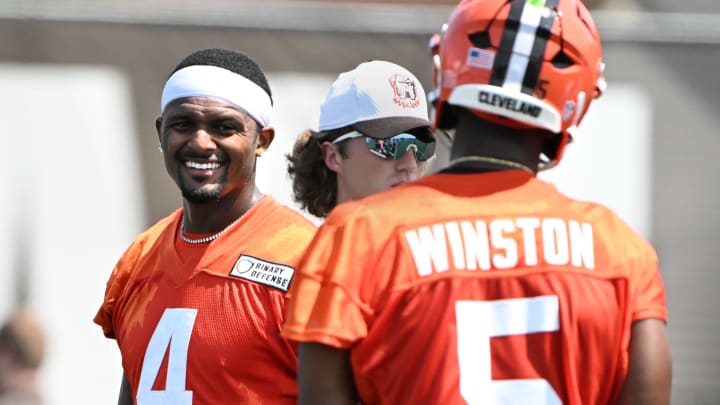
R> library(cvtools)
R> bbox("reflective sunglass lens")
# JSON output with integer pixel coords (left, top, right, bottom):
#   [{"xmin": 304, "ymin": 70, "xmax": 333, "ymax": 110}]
[{"xmin": 365, "ymin": 134, "xmax": 435, "ymax": 161}]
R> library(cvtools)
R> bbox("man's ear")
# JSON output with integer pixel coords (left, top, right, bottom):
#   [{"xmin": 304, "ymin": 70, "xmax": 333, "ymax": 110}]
[
  {"xmin": 321, "ymin": 141, "xmax": 343, "ymax": 174},
  {"xmin": 256, "ymin": 126, "xmax": 275, "ymax": 156},
  {"xmin": 155, "ymin": 116, "xmax": 163, "ymax": 142}
]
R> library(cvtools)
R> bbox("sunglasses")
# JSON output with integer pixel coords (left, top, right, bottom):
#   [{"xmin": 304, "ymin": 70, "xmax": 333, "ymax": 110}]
[{"xmin": 332, "ymin": 131, "xmax": 436, "ymax": 162}]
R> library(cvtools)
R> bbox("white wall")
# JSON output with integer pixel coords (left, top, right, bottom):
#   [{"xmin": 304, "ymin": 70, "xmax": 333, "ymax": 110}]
[
  {"xmin": 257, "ymin": 72, "xmax": 336, "ymax": 224},
  {"xmin": 539, "ymin": 84, "xmax": 653, "ymax": 238},
  {"xmin": 0, "ymin": 64, "xmax": 145, "ymax": 405}
]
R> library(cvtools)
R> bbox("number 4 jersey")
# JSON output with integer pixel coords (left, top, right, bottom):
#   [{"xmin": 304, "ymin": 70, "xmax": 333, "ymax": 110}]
[
  {"xmin": 95, "ymin": 196, "xmax": 316, "ymax": 404},
  {"xmin": 282, "ymin": 171, "xmax": 667, "ymax": 405}
]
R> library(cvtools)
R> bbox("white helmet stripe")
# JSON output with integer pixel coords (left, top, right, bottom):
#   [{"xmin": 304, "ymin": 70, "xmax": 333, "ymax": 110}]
[{"xmin": 504, "ymin": 0, "xmax": 549, "ymax": 91}]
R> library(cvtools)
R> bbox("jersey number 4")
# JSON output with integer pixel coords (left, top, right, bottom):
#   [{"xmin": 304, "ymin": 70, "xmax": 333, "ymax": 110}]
[
  {"xmin": 456, "ymin": 295, "xmax": 562, "ymax": 405},
  {"xmin": 136, "ymin": 308, "xmax": 197, "ymax": 405}
]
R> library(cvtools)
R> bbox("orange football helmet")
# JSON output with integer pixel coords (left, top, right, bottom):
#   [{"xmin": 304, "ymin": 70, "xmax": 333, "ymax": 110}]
[{"xmin": 430, "ymin": 0, "xmax": 606, "ymax": 168}]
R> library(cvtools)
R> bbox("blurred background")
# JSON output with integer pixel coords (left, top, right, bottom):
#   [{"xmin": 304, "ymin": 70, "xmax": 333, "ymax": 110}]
[{"xmin": 0, "ymin": 0, "xmax": 717, "ymax": 404}]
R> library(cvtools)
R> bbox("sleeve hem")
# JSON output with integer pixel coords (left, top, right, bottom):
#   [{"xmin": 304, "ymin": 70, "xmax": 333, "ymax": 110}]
[
  {"xmin": 632, "ymin": 308, "xmax": 668, "ymax": 324},
  {"xmin": 282, "ymin": 328, "xmax": 357, "ymax": 350}
]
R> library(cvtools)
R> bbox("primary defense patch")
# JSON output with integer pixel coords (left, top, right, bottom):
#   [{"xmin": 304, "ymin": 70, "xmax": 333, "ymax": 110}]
[{"xmin": 230, "ymin": 254, "xmax": 295, "ymax": 292}]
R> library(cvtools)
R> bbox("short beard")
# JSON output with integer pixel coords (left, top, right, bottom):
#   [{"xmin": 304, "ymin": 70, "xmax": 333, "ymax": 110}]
[
  {"xmin": 182, "ymin": 187, "xmax": 221, "ymax": 204},
  {"xmin": 179, "ymin": 173, "xmax": 227, "ymax": 204}
]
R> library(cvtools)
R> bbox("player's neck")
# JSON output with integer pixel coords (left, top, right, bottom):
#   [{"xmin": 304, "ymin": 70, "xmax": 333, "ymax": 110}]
[
  {"xmin": 335, "ymin": 180, "xmax": 353, "ymax": 207},
  {"xmin": 450, "ymin": 111, "xmax": 544, "ymax": 174}
]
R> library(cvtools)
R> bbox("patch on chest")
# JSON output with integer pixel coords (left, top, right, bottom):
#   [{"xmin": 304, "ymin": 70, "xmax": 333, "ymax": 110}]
[{"xmin": 229, "ymin": 254, "xmax": 295, "ymax": 292}]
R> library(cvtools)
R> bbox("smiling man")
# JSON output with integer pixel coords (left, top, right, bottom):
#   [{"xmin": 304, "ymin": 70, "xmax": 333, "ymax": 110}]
[{"xmin": 94, "ymin": 48, "xmax": 317, "ymax": 405}]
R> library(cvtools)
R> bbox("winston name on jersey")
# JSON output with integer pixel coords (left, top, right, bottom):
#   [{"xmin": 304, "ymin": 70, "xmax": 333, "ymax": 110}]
[{"xmin": 405, "ymin": 217, "xmax": 594, "ymax": 276}]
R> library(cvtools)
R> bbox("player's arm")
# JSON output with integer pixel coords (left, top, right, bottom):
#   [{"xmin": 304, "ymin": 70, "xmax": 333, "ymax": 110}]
[
  {"xmin": 298, "ymin": 342, "xmax": 358, "ymax": 405},
  {"xmin": 118, "ymin": 372, "xmax": 133, "ymax": 405},
  {"xmin": 617, "ymin": 318, "xmax": 672, "ymax": 405}
]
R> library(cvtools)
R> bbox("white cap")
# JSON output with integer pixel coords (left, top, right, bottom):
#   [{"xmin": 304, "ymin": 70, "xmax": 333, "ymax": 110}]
[{"xmin": 316, "ymin": 60, "xmax": 432, "ymax": 140}]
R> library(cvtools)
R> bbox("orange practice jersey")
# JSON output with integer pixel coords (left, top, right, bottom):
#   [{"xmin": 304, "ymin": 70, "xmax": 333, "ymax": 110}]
[
  {"xmin": 283, "ymin": 171, "xmax": 667, "ymax": 405},
  {"xmin": 95, "ymin": 196, "xmax": 316, "ymax": 405}
]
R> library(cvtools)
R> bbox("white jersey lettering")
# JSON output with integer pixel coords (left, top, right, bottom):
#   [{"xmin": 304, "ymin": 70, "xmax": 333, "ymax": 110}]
[{"xmin": 406, "ymin": 217, "xmax": 595, "ymax": 277}]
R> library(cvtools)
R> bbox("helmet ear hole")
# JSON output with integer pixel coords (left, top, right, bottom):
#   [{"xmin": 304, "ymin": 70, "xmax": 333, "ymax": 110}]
[
  {"xmin": 551, "ymin": 50, "xmax": 575, "ymax": 68},
  {"xmin": 468, "ymin": 31, "xmax": 492, "ymax": 49},
  {"xmin": 542, "ymin": 132, "xmax": 563, "ymax": 163}
]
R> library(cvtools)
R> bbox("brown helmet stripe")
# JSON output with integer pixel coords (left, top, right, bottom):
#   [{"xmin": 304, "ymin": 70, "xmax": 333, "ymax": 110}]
[{"xmin": 489, "ymin": 0, "xmax": 526, "ymax": 87}]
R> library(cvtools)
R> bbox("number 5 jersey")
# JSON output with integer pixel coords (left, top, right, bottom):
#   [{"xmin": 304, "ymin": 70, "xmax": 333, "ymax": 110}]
[{"xmin": 282, "ymin": 171, "xmax": 667, "ymax": 405}]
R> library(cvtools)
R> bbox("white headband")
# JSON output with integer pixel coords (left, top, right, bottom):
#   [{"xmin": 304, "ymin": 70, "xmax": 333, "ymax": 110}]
[{"xmin": 160, "ymin": 65, "xmax": 272, "ymax": 127}]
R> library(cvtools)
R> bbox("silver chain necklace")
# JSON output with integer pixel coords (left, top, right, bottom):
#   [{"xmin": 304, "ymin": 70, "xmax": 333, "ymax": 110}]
[{"xmin": 179, "ymin": 212, "xmax": 245, "ymax": 245}]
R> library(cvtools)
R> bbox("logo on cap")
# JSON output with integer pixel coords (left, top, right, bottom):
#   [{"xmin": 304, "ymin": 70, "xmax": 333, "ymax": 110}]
[{"xmin": 389, "ymin": 74, "xmax": 420, "ymax": 109}]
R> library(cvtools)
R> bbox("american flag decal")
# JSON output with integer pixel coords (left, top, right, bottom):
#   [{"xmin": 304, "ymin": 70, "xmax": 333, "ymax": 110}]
[{"xmin": 466, "ymin": 47, "xmax": 495, "ymax": 70}]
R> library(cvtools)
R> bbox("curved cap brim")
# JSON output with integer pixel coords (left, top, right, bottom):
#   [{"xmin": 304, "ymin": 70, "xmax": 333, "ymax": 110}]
[
  {"xmin": 353, "ymin": 116, "xmax": 433, "ymax": 141},
  {"xmin": 313, "ymin": 117, "xmax": 434, "ymax": 143}
]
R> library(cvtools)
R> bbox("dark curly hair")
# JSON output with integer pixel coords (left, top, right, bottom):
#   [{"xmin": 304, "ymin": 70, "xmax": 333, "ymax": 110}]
[{"xmin": 287, "ymin": 130, "xmax": 348, "ymax": 218}]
